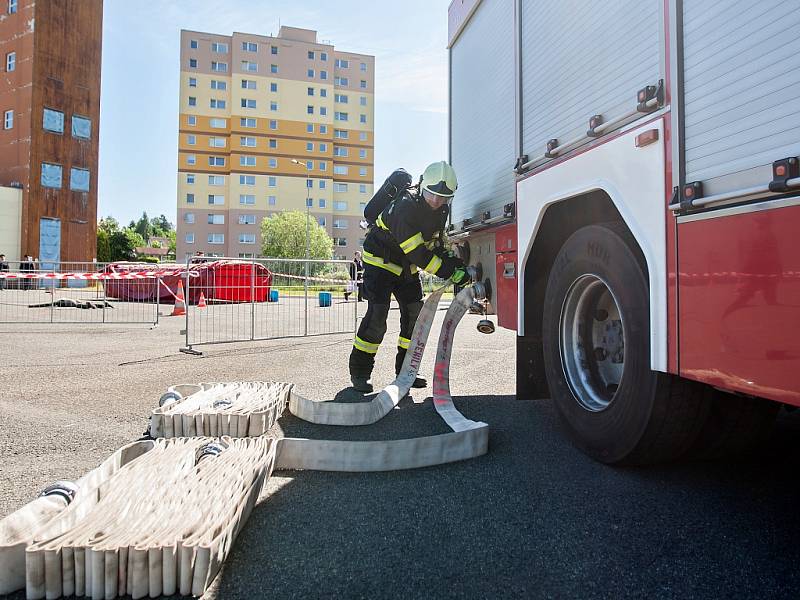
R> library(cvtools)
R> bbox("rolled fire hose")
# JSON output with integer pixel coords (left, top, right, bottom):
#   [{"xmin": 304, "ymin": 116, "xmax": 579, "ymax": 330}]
[{"xmin": 0, "ymin": 284, "xmax": 490, "ymax": 598}]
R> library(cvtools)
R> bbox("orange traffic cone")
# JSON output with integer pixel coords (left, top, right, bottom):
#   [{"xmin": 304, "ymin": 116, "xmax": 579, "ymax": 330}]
[
  {"xmin": 198, "ymin": 291, "xmax": 207, "ymax": 308},
  {"xmin": 171, "ymin": 280, "xmax": 186, "ymax": 316}
]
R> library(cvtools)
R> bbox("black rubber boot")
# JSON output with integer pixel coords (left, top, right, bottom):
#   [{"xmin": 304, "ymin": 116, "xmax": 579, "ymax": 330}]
[
  {"xmin": 350, "ymin": 376, "xmax": 374, "ymax": 393},
  {"xmin": 411, "ymin": 376, "xmax": 427, "ymax": 388}
]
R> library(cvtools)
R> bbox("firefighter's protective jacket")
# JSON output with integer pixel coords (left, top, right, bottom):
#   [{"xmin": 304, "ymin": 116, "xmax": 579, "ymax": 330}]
[{"xmin": 362, "ymin": 191, "xmax": 461, "ymax": 278}]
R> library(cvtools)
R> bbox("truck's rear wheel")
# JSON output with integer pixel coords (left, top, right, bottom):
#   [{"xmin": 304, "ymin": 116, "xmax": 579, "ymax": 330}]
[{"xmin": 542, "ymin": 224, "xmax": 709, "ymax": 465}]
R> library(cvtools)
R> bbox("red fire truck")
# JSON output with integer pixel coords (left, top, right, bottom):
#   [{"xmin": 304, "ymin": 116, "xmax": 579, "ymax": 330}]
[{"xmin": 447, "ymin": 0, "xmax": 800, "ymax": 464}]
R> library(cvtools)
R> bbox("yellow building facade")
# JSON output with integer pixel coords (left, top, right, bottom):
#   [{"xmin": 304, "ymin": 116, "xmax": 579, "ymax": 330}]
[{"xmin": 176, "ymin": 26, "xmax": 375, "ymax": 260}]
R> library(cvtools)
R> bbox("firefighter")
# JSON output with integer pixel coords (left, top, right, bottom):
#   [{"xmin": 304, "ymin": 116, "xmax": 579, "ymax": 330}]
[{"xmin": 349, "ymin": 161, "xmax": 472, "ymax": 393}]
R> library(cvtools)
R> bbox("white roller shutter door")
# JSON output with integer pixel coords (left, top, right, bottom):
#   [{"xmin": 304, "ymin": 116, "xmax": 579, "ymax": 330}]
[
  {"xmin": 521, "ymin": 0, "xmax": 662, "ymax": 158},
  {"xmin": 682, "ymin": 0, "xmax": 800, "ymax": 184},
  {"xmin": 450, "ymin": 0, "xmax": 516, "ymax": 226}
]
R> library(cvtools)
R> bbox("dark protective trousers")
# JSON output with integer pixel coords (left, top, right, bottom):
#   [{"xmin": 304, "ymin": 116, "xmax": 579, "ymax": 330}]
[{"xmin": 348, "ymin": 263, "xmax": 424, "ymax": 379}]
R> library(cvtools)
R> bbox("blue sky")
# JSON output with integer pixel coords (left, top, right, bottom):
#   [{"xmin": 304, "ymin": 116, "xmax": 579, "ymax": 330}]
[{"xmin": 98, "ymin": 0, "xmax": 450, "ymax": 226}]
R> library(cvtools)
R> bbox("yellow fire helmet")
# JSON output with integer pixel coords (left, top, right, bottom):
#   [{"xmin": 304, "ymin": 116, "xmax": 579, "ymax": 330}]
[{"xmin": 420, "ymin": 161, "xmax": 458, "ymax": 198}]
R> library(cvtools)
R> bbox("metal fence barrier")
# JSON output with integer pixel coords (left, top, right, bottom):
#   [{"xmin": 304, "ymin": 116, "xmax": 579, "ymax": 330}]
[
  {"xmin": 181, "ymin": 257, "xmax": 358, "ymax": 353},
  {"xmin": 0, "ymin": 261, "xmax": 160, "ymax": 325}
]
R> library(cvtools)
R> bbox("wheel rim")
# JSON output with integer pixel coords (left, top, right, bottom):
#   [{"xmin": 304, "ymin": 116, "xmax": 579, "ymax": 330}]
[{"xmin": 559, "ymin": 274, "xmax": 625, "ymax": 412}]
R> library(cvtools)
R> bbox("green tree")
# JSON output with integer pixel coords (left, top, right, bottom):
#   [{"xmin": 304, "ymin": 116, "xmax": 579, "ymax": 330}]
[
  {"xmin": 260, "ymin": 211, "xmax": 333, "ymax": 262},
  {"xmin": 149, "ymin": 214, "xmax": 173, "ymax": 237},
  {"xmin": 134, "ymin": 212, "xmax": 150, "ymax": 240},
  {"xmin": 108, "ymin": 228, "xmax": 145, "ymax": 262}
]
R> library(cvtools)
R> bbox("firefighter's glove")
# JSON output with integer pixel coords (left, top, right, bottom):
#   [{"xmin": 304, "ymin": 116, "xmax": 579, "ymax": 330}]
[{"xmin": 451, "ymin": 267, "xmax": 471, "ymax": 286}]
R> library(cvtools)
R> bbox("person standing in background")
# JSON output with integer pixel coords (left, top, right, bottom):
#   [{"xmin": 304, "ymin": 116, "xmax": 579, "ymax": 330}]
[{"xmin": 0, "ymin": 254, "xmax": 8, "ymax": 290}]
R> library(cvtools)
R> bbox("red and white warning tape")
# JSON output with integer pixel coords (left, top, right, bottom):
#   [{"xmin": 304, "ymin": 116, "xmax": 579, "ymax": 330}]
[{"xmin": 0, "ymin": 269, "xmax": 198, "ymax": 280}]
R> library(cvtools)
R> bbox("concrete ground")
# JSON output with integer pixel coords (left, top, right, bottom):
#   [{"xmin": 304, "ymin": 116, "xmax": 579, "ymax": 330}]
[{"xmin": 1, "ymin": 299, "xmax": 799, "ymax": 599}]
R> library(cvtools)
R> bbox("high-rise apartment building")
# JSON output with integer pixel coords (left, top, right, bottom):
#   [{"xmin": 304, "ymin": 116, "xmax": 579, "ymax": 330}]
[
  {"xmin": 176, "ymin": 26, "xmax": 375, "ymax": 261},
  {"xmin": 0, "ymin": 0, "xmax": 103, "ymax": 263}
]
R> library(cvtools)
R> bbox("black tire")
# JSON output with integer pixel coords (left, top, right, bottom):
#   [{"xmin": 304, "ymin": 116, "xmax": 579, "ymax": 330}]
[
  {"xmin": 687, "ymin": 390, "xmax": 779, "ymax": 460},
  {"xmin": 542, "ymin": 223, "xmax": 710, "ymax": 465}
]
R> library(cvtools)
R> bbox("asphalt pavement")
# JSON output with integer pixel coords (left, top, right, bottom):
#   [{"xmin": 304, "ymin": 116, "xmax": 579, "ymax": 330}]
[{"xmin": 1, "ymin": 299, "xmax": 799, "ymax": 599}]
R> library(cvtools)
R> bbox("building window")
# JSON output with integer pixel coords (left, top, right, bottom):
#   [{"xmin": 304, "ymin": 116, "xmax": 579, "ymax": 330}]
[
  {"xmin": 239, "ymin": 252, "xmax": 254, "ymax": 258},
  {"xmin": 334, "ymin": 184, "xmax": 348, "ymax": 193},
  {"xmin": 186, "ymin": 173, "xmax": 195, "ymax": 184},
  {"xmin": 360, "ymin": 62, "xmax": 367, "ymax": 72},
  {"xmin": 360, "ymin": 80, "xmax": 367, "ymax": 89},
  {"xmin": 360, "ymin": 96, "xmax": 367, "ymax": 106},
  {"xmin": 334, "ymin": 76, "xmax": 348, "ymax": 86},
  {"xmin": 269, "ymin": 158, "xmax": 278, "ymax": 168},
  {"xmin": 307, "ymin": 87, "xmax": 314, "ymax": 96},
  {"xmin": 319, "ymin": 161, "xmax": 327, "ymax": 171},
  {"xmin": 187, "ymin": 115, "xmax": 196, "ymax": 126},
  {"xmin": 186, "ymin": 193, "xmax": 195, "ymax": 203},
  {"xmin": 208, "ymin": 156, "xmax": 225, "ymax": 167},
  {"xmin": 334, "ymin": 165, "xmax": 348, "ymax": 176},
  {"xmin": 189, "ymin": 77, "xmax": 197, "ymax": 88},
  {"xmin": 359, "ymin": 184, "xmax": 368, "ymax": 193},
  {"xmin": 187, "ymin": 154, "xmax": 196, "ymax": 165},
  {"xmin": 3, "ymin": 109, "xmax": 12, "ymax": 130},
  {"xmin": 359, "ymin": 167, "xmax": 367, "ymax": 177},
  {"xmin": 305, "ymin": 160, "xmax": 313, "ymax": 170},
  {"xmin": 320, "ymin": 52, "xmax": 328, "ymax": 61},
  {"xmin": 242, "ymin": 41, "xmax": 257, "ymax": 52},
  {"xmin": 333, "ymin": 219, "xmax": 348, "ymax": 229},
  {"xmin": 307, "ymin": 68, "xmax": 315, "ymax": 78},
  {"xmin": 333, "ymin": 237, "xmax": 347, "ymax": 246},
  {"xmin": 359, "ymin": 131, "xmax": 368, "ymax": 141},
  {"xmin": 208, "ymin": 214, "xmax": 225, "ymax": 225},
  {"xmin": 320, "ymin": 70, "xmax": 328, "ymax": 80},
  {"xmin": 269, "ymin": 120, "xmax": 277, "ymax": 130},
  {"xmin": 271, "ymin": 45, "xmax": 278, "ymax": 55},
  {"xmin": 306, "ymin": 198, "xmax": 313, "ymax": 208},
  {"xmin": 208, "ymin": 175, "xmax": 224, "ymax": 185},
  {"xmin": 270, "ymin": 82, "xmax": 278, "ymax": 92},
  {"xmin": 240, "ymin": 136, "xmax": 256, "ymax": 147},
  {"xmin": 320, "ymin": 124, "xmax": 328, "ymax": 134},
  {"xmin": 359, "ymin": 202, "xmax": 366, "ymax": 211},
  {"xmin": 210, "ymin": 99, "xmax": 226, "ymax": 109},
  {"xmin": 211, "ymin": 80, "xmax": 227, "ymax": 90},
  {"xmin": 319, "ymin": 199, "xmax": 327, "ymax": 208},
  {"xmin": 333, "ymin": 146, "xmax": 349, "ymax": 157},
  {"xmin": 269, "ymin": 139, "xmax": 277, "ymax": 148},
  {"xmin": 208, "ymin": 195, "xmax": 224, "ymax": 205},
  {"xmin": 359, "ymin": 148, "xmax": 367, "ymax": 159},
  {"xmin": 319, "ymin": 143, "xmax": 328, "ymax": 152},
  {"xmin": 320, "ymin": 107, "xmax": 327, "ymax": 116},
  {"xmin": 306, "ymin": 123, "xmax": 314, "ymax": 133},
  {"xmin": 241, "ymin": 98, "xmax": 256, "ymax": 109},
  {"xmin": 335, "ymin": 94, "xmax": 348, "ymax": 103},
  {"xmin": 307, "ymin": 179, "xmax": 314, "ymax": 188},
  {"xmin": 8, "ymin": 0, "xmax": 17, "ymax": 13},
  {"xmin": 319, "ymin": 180, "xmax": 326, "ymax": 189},
  {"xmin": 335, "ymin": 112, "xmax": 348, "ymax": 122},
  {"xmin": 41, "ymin": 162, "xmax": 62, "ymax": 189},
  {"xmin": 268, "ymin": 177, "xmax": 277, "ymax": 187},
  {"xmin": 188, "ymin": 96, "xmax": 197, "ymax": 107},
  {"xmin": 320, "ymin": 88, "xmax": 327, "ymax": 97},
  {"xmin": 335, "ymin": 59, "xmax": 349, "ymax": 68},
  {"xmin": 318, "ymin": 216, "xmax": 326, "ymax": 226},
  {"xmin": 211, "ymin": 61, "xmax": 228, "ymax": 72},
  {"xmin": 270, "ymin": 64, "xmax": 278, "ymax": 74},
  {"xmin": 242, "ymin": 60, "xmax": 258, "ymax": 72},
  {"xmin": 189, "ymin": 58, "xmax": 197, "ymax": 69},
  {"xmin": 360, "ymin": 114, "xmax": 367, "ymax": 124},
  {"xmin": 240, "ymin": 117, "xmax": 256, "ymax": 128},
  {"xmin": 268, "ymin": 195, "xmax": 276, "ymax": 205},
  {"xmin": 185, "ymin": 232, "xmax": 195, "ymax": 243},
  {"xmin": 184, "ymin": 213, "xmax": 195, "ymax": 224},
  {"xmin": 210, "ymin": 118, "xmax": 227, "ymax": 128},
  {"xmin": 187, "ymin": 134, "xmax": 196, "ymax": 145},
  {"xmin": 334, "ymin": 129, "xmax": 349, "ymax": 139},
  {"xmin": 308, "ymin": 51, "xmax": 315, "ymax": 59},
  {"xmin": 240, "ymin": 155, "xmax": 256, "ymax": 167},
  {"xmin": 208, "ymin": 233, "xmax": 225, "ymax": 244},
  {"xmin": 306, "ymin": 142, "xmax": 314, "ymax": 151},
  {"xmin": 271, "ymin": 101, "xmax": 278, "ymax": 111},
  {"xmin": 239, "ymin": 214, "xmax": 256, "ymax": 225},
  {"xmin": 189, "ymin": 39, "xmax": 198, "ymax": 49},
  {"xmin": 239, "ymin": 233, "xmax": 256, "ymax": 244},
  {"xmin": 239, "ymin": 194, "xmax": 255, "ymax": 205},
  {"xmin": 240, "ymin": 174, "xmax": 255, "ymax": 185},
  {"xmin": 43, "ymin": 108, "xmax": 64, "ymax": 133},
  {"xmin": 69, "ymin": 167, "xmax": 90, "ymax": 192},
  {"xmin": 211, "ymin": 42, "xmax": 228, "ymax": 53},
  {"xmin": 242, "ymin": 79, "xmax": 256, "ymax": 89}
]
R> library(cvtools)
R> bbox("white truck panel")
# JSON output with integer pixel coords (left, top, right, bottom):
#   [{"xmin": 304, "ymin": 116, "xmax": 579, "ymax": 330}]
[{"xmin": 516, "ymin": 120, "xmax": 667, "ymax": 372}]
